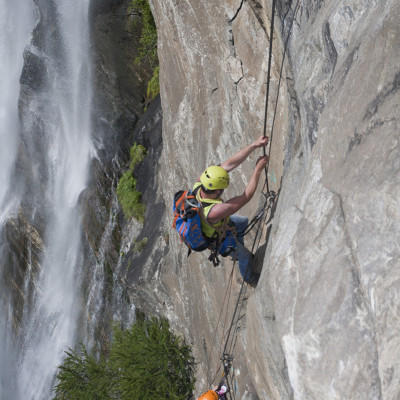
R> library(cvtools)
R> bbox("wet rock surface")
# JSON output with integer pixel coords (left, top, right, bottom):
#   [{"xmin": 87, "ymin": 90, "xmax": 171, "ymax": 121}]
[{"xmin": 1, "ymin": 209, "xmax": 44, "ymax": 331}]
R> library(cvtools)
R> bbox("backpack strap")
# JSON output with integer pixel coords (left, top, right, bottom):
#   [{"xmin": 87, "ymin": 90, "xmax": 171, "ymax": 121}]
[
  {"xmin": 194, "ymin": 185, "xmax": 237, "ymax": 261},
  {"xmin": 198, "ymin": 205, "xmax": 236, "ymax": 241},
  {"xmin": 172, "ymin": 190, "xmax": 188, "ymax": 228}
]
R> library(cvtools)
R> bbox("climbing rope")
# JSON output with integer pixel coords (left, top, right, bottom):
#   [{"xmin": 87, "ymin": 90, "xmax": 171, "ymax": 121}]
[
  {"xmin": 206, "ymin": 0, "xmax": 302, "ymax": 397},
  {"xmin": 262, "ymin": 0, "xmax": 278, "ymax": 144},
  {"xmin": 236, "ymin": 190, "xmax": 274, "ymax": 237},
  {"xmin": 206, "ymin": 261, "xmax": 235, "ymax": 378},
  {"xmin": 262, "ymin": 0, "xmax": 277, "ymax": 196},
  {"xmin": 221, "ymin": 191, "xmax": 276, "ymax": 355},
  {"xmin": 270, "ymin": 0, "xmax": 301, "ymax": 143},
  {"xmin": 263, "ymin": 0, "xmax": 301, "ymax": 195},
  {"xmin": 209, "ymin": 191, "xmax": 277, "ymax": 399},
  {"xmin": 206, "ymin": 189, "xmax": 277, "ymax": 396}
]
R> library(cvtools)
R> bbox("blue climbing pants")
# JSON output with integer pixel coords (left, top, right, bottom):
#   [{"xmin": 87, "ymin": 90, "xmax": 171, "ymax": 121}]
[{"xmin": 229, "ymin": 214, "xmax": 252, "ymax": 281}]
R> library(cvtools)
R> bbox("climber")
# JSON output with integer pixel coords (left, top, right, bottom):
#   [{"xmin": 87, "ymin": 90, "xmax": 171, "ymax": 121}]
[
  {"xmin": 194, "ymin": 135, "xmax": 269, "ymax": 285},
  {"xmin": 197, "ymin": 385, "xmax": 228, "ymax": 400}
]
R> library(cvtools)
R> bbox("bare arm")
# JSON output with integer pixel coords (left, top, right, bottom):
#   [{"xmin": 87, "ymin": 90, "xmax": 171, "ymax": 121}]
[
  {"xmin": 220, "ymin": 136, "xmax": 269, "ymax": 172},
  {"xmin": 207, "ymin": 156, "xmax": 268, "ymax": 223}
]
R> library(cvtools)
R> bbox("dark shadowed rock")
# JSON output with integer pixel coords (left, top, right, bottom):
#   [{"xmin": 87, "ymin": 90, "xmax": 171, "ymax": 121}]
[{"xmin": 20, "ymin": 51, "xmax": 47, "ymax": 91}]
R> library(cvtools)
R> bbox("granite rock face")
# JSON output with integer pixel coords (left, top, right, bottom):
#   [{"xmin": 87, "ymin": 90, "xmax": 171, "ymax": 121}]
[
  {"xmin": 144, "ymin": 0, "xmax": 400, "ymax": 399},
  {"xmin": 264, "ymin": 2, "xmax": 400, "ymax": 399}
]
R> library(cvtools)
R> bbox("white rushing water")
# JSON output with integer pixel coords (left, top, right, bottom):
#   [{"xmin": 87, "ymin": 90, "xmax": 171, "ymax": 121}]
[
  {"xmin": 0, "ymin": 0, "xmax": 93, "ymax": 398},
  {"xmin": 0, "ymin": 0, "xmax": 36, "ymax": 398},
  {"xmin": 0, "ymin": 1, "xmax": 36, "ymax": 219}
]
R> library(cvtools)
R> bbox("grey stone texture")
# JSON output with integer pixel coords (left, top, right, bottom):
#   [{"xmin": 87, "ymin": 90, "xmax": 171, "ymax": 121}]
[{"xmin": 146, "ymin": 0, "xmax": 400, "ymax": 399}]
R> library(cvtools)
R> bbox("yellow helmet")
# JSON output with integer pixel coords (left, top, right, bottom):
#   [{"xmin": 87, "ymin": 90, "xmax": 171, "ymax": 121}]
[
  {"xmin": 198, "ymin": 390, "xmax": 219, "ymax": 400},
  {"xmin": 200, "ymin": 166, "xmax": 229, "ymax": 190}
]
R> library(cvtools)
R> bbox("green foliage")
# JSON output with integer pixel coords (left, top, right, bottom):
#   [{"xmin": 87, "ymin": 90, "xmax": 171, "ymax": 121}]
[
  {"xmin": 133, "ymin": 237, "xmax": 148, "ymax": 253},
  {"xmin": 117, "ymin": 143, "xmax": 147, "ymax": 222},
  {"xmin": 116, "ymin": 171, "xmax": 145, "ymax": 222},
  {"xmin": 147, "ymin": 66, "xmax": 160, "ymax": 101},
  {"xmin": 53, "ymin": 345, "xmax": 112, "ymax": 399},
  {"xmin": 129, "ymin": 0, "xmax": 158, "ymax": 67},
  {"xmin": 128, "ymin": 0, "xmax": 159, "ymax": 102},
  {"xmin": 111, "ymin": 318, "xmax": 195, "ymax": 399},
  {"xmin": 53, "ymin": 318, "xmax": 196, "ymax": 400},
  {"xmin": 129, "ymin": 143, "xmax": 147, "ymax": 170}
]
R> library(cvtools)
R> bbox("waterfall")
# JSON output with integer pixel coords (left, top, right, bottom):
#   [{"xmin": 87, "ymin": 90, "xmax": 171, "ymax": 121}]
[
  {"xmin": 0, "ymin": 2, "xmax": 36, "ymax": 218},
  {"xmin": 0, "ymin": 0, "xmax": 36, "ymax": 398},
  {"xmin": 0, "ymin": 0, "xmax": 95, "ymax": 398}
]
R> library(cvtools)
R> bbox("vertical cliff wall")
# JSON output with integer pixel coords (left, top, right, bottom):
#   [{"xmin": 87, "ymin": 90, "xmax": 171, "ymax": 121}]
[
  {"xmin": 141, "ymin": 0, "xmax": 400, "ymax": 399},
  {"xmin": 259, "ymin": 1, "xmax": 400, "ymax": 399}
]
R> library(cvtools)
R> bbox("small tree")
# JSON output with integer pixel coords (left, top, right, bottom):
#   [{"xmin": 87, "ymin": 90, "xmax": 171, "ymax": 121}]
[
  {"xmin": 53, "ymin": 317, "xmax": 195, "ymax": 400},
  {"xmin": 52, "ymin": 345, "xmax": 112, "ymax": 399},
  {"xmin": 110, "ymin": 318, "xmax": 195, "ymax": 399}
]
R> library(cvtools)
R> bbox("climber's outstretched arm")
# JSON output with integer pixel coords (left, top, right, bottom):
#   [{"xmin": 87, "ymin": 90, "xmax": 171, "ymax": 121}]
[
  {"xmin": 220, "ymin": 135, "xmax": 269, "ymax": 172},
  {"xmin": 207, "ymin": 156, "xmax": 268, "ymax": 223}
]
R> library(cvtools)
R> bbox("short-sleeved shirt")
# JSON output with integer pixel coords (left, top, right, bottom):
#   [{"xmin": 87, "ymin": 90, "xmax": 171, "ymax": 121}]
[{"xmin": 193, "ymin": 182, "xmax": 229, "ymax": 238}]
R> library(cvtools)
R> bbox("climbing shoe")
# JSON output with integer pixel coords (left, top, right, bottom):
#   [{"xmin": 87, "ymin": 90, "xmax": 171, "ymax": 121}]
[{"xmin": 245, "ymin": 272, "xmax": 260, "ymax": 288}]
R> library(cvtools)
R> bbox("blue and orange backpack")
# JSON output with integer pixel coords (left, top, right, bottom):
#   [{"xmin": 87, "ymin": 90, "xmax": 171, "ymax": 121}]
[
  {"xmin": 172, "ymin": 188, "xmax": 238, "ymax": 264},
  {"xmin": 172, "ymin": 189, "xmax": 210, "ymax": 253}
]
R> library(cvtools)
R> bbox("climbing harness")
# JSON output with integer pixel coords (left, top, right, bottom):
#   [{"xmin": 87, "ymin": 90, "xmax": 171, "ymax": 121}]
[
  {"xmin": 201, "ymin": 209, "xmax": 237, "ymax": 267},
  {"xmin": 219, "ymin": 353, "xmax": 233, "ymax": 391}
]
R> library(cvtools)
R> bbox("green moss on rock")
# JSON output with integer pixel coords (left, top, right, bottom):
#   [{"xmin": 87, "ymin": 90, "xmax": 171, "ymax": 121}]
[
  {"xmin": 133, "ymin": 237, "xmax": 148, "ymax": 253},
  {"xmin": 147, "ymin": 66, "xmax": 159, "ymax": 101}
]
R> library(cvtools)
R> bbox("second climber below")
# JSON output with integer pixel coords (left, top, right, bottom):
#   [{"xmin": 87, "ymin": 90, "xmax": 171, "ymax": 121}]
[{"xmin": 194, "ymin": 135, "xmax": 269, "ymax": 285}]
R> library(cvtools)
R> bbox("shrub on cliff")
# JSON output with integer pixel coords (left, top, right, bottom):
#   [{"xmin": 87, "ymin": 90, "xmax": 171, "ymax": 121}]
[
  {"xmin": 52, "ymin": 345, "xmax": 111, "ymax": 399},
  {"xmin": 147, "ymin": 65, "xmax": 159, "ymax": 101},
  {"xmin": 128, "ymin": 0, "xmax": 159, "ymax": 101},
  {"xmin": 129, "ymin": 142, "xmax": 147, "ymax": 170},
  {"xmin": 53, "ymin": 317, "xmax": 196, "ymax": 399},
  {"xmin": 128, "ymin": 0, "xmax": 158, "ymax": 67},
  {"xmin": 117, "ymin": 143, "xmax": 147, "ymax": 222},
  {"xmin": 117, "ymin": 171, "xmax": 145, "ymax": 222}
]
